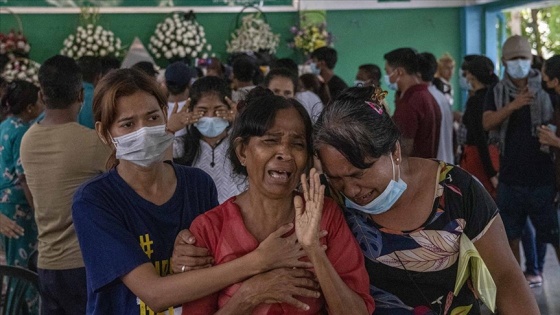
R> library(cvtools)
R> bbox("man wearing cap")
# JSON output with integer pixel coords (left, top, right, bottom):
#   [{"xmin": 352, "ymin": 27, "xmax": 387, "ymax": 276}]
[
  {"xmin": 483, "ymin": 36, "xmax": 560, "ymax": 283},
  {"xmin": 165, "ymin": 61, "xmax": 197, "ymax": 137}
]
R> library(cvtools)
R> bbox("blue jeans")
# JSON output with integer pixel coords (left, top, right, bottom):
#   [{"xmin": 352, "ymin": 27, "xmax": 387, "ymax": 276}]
[
  {"xmin": 522, "ymin": 219, "xmax": 547, "ymax": 275},
  {"xmin": 497, "ymin": 182, "xmax": 559, "ymax": 246}
]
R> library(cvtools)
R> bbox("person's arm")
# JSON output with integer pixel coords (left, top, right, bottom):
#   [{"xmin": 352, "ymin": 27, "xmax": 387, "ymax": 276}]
[
  {"xmin": 122, "ymin": 223, "xmax": 314, "ymax": 312},
  {"xmin": 0, "ymin": 213, "xmax": 24, "ymax": 239},
  {"xmin": 294, "ymin": 169, "xmax": 370, "ymax": 315},
  {"xmin": 474, "ymin": 215, "xmax": 539, "ymax": 314},
  {"xmin": 537, "ymin": 125, "xmax": 560, "ymax": 148},
  {"xmin": 482, "ymin": 88, "xmax": 533, "ymax": 131},
  {"xmin": 464, "ymin": 96, "xmax": 497, "ymax": 179}
]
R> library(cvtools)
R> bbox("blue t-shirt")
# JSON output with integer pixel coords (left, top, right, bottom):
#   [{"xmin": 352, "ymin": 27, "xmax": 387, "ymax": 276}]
[
  {"xmin": 484, "ymin": 89, "xmax": 554, "ymax": 186},
  {"xmin": 72, "ymin": 162, "xmax": 218, "ymax": 315},
  {"xmin": 78, "ymin": 82, "xmax": 95, "ymax": 129}
]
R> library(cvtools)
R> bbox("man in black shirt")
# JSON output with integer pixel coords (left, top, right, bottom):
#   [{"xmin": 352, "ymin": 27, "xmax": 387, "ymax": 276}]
[{"xmin": 310, "ymin": 47, "xmax": 348, "ymax": 99}]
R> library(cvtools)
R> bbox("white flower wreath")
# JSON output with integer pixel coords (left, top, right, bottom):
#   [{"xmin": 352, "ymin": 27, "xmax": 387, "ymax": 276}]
[
  {"xmin": 60, "ymin": 24, "xmax": 122, "ymax": 59},
  {"xmin": 149, "ymin": 12, "xmax": 212, "ymax": 61},
  {"xmin": 1, "ymin": 58, "xmax": 41, "ymax": 86},
  {"xmin": 226, "ymin": 13, "xmax": 280, "ymax": 54}
]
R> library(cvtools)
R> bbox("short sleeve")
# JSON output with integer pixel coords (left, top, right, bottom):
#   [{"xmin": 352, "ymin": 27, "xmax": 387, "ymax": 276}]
[
  {"xmin": 12, "ymin": 133, "xmax": 24, "ymax": 177},
  {"xmin": 461, "ymin": 174, "xmax": 499, "ymax": 241},
  {"xmin": 72, "ymin": 187, "xmax": 150, "ymax": 293},
  {"xmin": 322, "ymin": 199, "xmax": 375, "ymax": 314},
  {"xmin": 181, "ymin": 214, "xmax": 220, "ymax": 314},
  {"xmin": 483, "ymin": 87, "xmax": 497, "ymax": 112},
  {"xmin": 393, "ymin": 104, "xmax": 419, "ymax": 140}
]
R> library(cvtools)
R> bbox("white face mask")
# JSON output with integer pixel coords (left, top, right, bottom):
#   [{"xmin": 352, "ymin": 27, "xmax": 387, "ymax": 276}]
[
  {"xmin": 505, "ymin": 59, "xmax": 531, "ymax": 79},
  {"xmin": 111, "ymin": 124, "xmax": 174, "ymax": 167},
  {"xmin": 195, "ymin": 117, "xmax": 229, "ymax": 138},
  {"xmin": 354, "ymin": 80, "xmax": 366, "ymax": 87}
]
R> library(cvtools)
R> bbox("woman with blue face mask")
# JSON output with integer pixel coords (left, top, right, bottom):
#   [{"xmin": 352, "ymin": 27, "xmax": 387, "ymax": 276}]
[
  {"xmin": 173, "ymin": 76, "xmax": 243, "ymax": 204},
  {"xmin": 313, "ymin": 86, "xmax": 539, "ymax": 314},
  {"xmin": 72, "ymin": 69, "xmax": 310, "ymax": 315}
]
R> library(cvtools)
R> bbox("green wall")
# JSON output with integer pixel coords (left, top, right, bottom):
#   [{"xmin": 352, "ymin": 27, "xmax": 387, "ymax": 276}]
[{"xmin": 1, "ymin": 7, "xmax": 462, "ymax": 108}]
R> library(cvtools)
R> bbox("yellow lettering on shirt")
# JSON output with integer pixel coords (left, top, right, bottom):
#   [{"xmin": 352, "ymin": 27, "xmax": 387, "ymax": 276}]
[{"xmin": 139, "ymin": 233, "xmax": 154, "ymax": 259}]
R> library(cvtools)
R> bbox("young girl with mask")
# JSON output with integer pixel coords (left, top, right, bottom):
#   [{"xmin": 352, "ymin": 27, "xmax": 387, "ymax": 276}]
[
  {"xmin": 72, "ymin": 69, "xmax": 317, "ymax": 315},
  {"xmin": 174, "ymin": 76, "xmax": 242, "ymax": 203}
]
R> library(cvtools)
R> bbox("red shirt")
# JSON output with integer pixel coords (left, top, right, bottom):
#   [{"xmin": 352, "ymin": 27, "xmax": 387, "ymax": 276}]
[
  {"xmin": 393, "ymin": 84, "xmax": 442, "ymax": 158},
  {"xmin": 182, "ymin": 196, "xmax": 374, "ymax": 315}
]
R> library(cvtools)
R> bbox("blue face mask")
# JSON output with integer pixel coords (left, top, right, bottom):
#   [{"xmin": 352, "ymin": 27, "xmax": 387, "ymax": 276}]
[
  {"xmin": 506, "ymin": 59, "xmax": 531, "ymax": 79},
  {"xmin": 383, "ymin": 71, "xmax": 398, "ymax": 91},
  {"xmin": 344, "ymin": 154, "xmax": 407, "ymax": 215},
  {"xmin": 195, "ymin": 117, "xmax": 229, "ymax": 138},
  {"xmin": 309, "ymin": 62, "xmax": 321, "ymax": 75},
  {"xmin": 459, "ymin": 76, "xmax": 471, "ymax": 91}
]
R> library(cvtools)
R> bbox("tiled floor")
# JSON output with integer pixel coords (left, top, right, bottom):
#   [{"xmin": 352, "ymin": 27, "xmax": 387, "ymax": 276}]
[{"xmin": 532, "ymin": 245, "xmax": 560, "ymax": 315}]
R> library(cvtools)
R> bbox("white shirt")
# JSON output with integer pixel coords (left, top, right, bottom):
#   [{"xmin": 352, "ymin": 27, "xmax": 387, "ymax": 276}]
[
  {"xmin": 428, "ymin": 84, "xmax": 454, "ymax": 164},
  {"xmin": 167, "ymin": 100, "xmax": 188, "ymax": 137},
  {"xmin": 231, "ymin": 86, "xmax": 256, "ymax": 103},
  {"xmin": 192, "ymin": 138, "xmax": 245, "ymax": 204},
  {"xmin": 295, "ymin": 91, "xmax": 324, "ymax": 123}
]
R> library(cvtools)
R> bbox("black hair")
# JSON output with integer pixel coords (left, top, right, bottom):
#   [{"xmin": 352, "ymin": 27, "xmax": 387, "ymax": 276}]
[
  {"xmin": 314, "ymin": 86, "xmax": 401, "ymax": 169},
  {"xmin": 264, "ymin": 68, "xmax": 299, "ymax": 93},
  {"xmin": 460, "ymin": 55, "xmax": 478, "ymax": 71},
  {"xmin": 418, "ymin": 52, "xmax": 438, "ymax": 82},
  {"xmin": 167, "ymin": 84, "xmax": 189, "ymax": 95},
  {"xmin": 384, "ymin": 48, "xmax": 419, "ymax": 75},
  {"xmin": 358, "ymin": 64, "xmax": 382, "ymax": 82},
  {"xmin": 272, "ymin": 58, "xmax": 299, "ymax": 75},
  {"xmin": 544, "ymin": 55, "xmax": 560, "ymax": 82},
  {"xmin": 233, "ymin": 56, "xmax": 258, "ymax": 83},
  {"xmin": 228, "ymin": 86, "xmax": 313, "ymax": 177},
  {"xmin": 0, "ymin": 80, "xmax": 39, "ymax": 116},
  {"xmin": 38, "ymin": 55, "xmax": 83, "ymax": 109},
  {"xmin": 77, "ymin": 56, "xmax": 102, "ymax": 83},
  {"xmin": 300, "ymin": 73, "xmax": 331, "ymax": 106},
  {"xmin": 310, "ymin": 47, "xmax": 338, "ymax": 69},
  {"xmin": 175, "ymin": 76, "xmax": 231, "ymax": 166},
  {"xmin": 464, "ymin": 55, "xmax": 499, "ymax": 86},
  {"xmin": 131, "ymin": 61, "xmax": 158, "ymax": 78},
  {"xmin": 100, "ymin": 56, "xmax": 121, "ymax": 76}
]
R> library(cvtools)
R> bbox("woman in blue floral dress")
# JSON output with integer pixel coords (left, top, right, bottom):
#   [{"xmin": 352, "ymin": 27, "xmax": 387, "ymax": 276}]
[
  {"xmin": 0, "ymin": 80, "xmax": 43, "ymax": 267},
  {"xmin": 313, "ymin": 86, "xmax": 539, "ymax": 315}
]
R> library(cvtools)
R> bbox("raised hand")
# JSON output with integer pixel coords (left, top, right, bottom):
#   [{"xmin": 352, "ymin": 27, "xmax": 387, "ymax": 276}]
[
  {"xmin": 508, "ymin": 88, "xmax": 533, "ymax": 111},
  {"xmin": 217, "ymin": 96, "xmax": 238, "ymax": 123},
  {"xmin": 166, "ymin": 99, "xmax": 203, "ymax": 133},
  {"xmin": 537, "ymin": 125, "xmax": 560, "ymax": 148},
  {"xmin": 294, "ymin": 168, "xmax": 325, "ymax": 249}
]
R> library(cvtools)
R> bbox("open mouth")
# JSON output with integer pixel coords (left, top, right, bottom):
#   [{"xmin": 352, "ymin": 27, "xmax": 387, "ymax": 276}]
[
  {"xmin": 268, "ymin": 170, "xmax": 292, "ymax": 180},
  {"xmin": 356, "ymin": 190, "xmax": 375, "ymax": 204}
]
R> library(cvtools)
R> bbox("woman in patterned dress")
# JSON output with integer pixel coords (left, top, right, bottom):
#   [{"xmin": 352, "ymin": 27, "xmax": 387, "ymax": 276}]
[
  {"xmin": 312, "ymin": 86, "xmax": 538, "ymax": 315},
  {"xmin": 0, "ymin": 80, "xmax": 42, "ymax": 267}
]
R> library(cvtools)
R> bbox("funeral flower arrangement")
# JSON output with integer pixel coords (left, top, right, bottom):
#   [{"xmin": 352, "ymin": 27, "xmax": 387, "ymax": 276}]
[
  {"xmin": 149, "ymin": 11, "xmax": 212, "ymax": 61},
  {"xmin": 288, "ymin": 22, "xmax": 332, "ymax": 56},
  {"xmin": 60, "ymin": 24, "xmax": 122, "ymax": 59},
  {"xmin": 0, "ymin": 30, "xmax": 31, "ymax": 58},
  {"xmin": 1, "ymin": 58, "xmax": 40, "ymax": 86},
  {"xmin": 226, "ymin": 13, "xmax": 280, "ymax": 54}
]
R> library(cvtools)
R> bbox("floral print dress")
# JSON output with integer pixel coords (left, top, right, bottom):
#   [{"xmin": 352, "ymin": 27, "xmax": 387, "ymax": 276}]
[
  {"xmin": 0, "ymin": 116, "xmax": 38, "ymax": 266},
  {"xmin": 344, "ymin": 162, "xmax": 498, "ymax": 315}
]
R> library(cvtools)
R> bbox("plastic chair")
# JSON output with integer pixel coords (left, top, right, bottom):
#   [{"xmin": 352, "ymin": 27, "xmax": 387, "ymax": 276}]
[
  {"xmin": 0, "ymin": 265, "xmax": 39, "ymax": 315},
  {"xmin": 27, "ymin": 250, "xmax": 37, "ymax": 273}
]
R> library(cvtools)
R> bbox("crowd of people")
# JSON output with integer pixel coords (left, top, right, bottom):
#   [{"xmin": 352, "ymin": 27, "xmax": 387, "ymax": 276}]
[{"xmin": 0, "ymin": 33, "xmax": 559, "ymax": 315}]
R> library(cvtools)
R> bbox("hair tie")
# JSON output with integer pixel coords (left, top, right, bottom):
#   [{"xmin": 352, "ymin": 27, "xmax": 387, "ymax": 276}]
[{"xmin": 365, "ymin": 86, "xmax": 388, "ymax": 115}]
